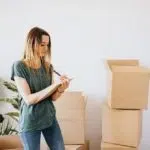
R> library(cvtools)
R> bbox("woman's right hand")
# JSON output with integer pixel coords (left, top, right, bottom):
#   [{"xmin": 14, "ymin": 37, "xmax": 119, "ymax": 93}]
[{"xmin": 57, "ymin": 75, "xmax": 70, "ymax": 93}]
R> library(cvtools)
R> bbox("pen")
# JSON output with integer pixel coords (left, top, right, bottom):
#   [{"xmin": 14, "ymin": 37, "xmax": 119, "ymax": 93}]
[
  {"xmin": 53, "ymin": 69, "xmax": 61, "ymax": 76},
  {"xmin": 53, "ymin": 69, "xmax": 73, "ymax": 81}
]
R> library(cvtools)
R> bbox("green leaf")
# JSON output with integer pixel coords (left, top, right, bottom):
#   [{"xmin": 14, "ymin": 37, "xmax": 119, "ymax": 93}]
[
  {"xmin": 0, "ymin": 119, "xmax": 18, "ymax": 135},
  {"xmin": 0, "ymin": 98, "xmax": 19, "ymax": 110},
  {"xmin": 9, "ymin": 129, "xmax": 18, "ymax": 135},
  {"xmin": 5, "ymin": 112, "xmax": 19, "ymax": 117},
  {"xmin": 5, "ymin": 112, "xmax": 19, "ymax": 122},
  {"xmin": 3, "ymin": 81, "xmax": 18, "ymax": 92},
  {"xmin": 8, "ymin": 115, "xmax": 18, "ymax": 122}
]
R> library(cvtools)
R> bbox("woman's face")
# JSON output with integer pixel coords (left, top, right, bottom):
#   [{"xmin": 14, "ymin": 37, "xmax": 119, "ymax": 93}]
[{"xmin": 37, "ymin": 35, "xmax": 49, "ymax": 57}]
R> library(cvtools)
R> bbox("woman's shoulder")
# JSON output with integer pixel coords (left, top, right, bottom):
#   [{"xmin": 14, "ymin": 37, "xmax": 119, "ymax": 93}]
[
  {"xmin": 13, "ymin": 60, "xmax": 23, "ymax": 65},
  {"xmin": 12, "ymin": 60, "xmax": 27, "ymax": 70},
  {"xmin": 11, "ymin": 60, "xmax": 29, "ymax": 81}
]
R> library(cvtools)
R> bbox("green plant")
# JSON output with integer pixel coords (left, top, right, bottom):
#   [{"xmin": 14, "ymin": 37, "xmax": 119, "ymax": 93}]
[
  {"xmin": 0, "ymin": 115, "xmax": 18, "ymax": 135},
  {"xmin": 0, "ymin": 79, "xmax": 20, "ymax": 135}
]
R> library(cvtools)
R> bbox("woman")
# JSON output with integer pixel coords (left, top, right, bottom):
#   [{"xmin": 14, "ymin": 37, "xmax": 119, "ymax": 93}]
[{"xmin": 11, "ymin": 27, "xmax": 70, "ymax": 150}]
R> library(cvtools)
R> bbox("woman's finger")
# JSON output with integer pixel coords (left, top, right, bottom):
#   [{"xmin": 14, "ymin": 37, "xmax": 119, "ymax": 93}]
[
  {"xmin": 64, "ymin": 79, "xmax": 69, "ymax": 88},
  {"xmin": 60, "ymin": 75, "xmax": 69, "ymax": 81},
  {"xmin": 62, "ymin": 79, "xmax": 68, "ymax": 89}
]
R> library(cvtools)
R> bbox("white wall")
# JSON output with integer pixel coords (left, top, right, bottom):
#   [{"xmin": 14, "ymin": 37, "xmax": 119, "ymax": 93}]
[{"xmin": 0, "ymin": 0, "xmax": 150, "ymax": 149}]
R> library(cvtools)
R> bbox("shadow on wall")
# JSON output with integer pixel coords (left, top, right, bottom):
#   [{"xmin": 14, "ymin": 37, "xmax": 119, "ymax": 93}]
[{"xmin": 85, "ymin": 94, "xmax": 105, "ymax": 150}]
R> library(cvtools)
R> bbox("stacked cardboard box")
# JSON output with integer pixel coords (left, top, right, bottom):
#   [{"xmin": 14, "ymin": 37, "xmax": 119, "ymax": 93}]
[
  {"xmin": 54, "ymin": 91, "xmax": 89, "ymax": 150},
  {"xmin": 101, "ymin": 142, "xmax": 137, "ymax": 150},
  {"xmin": 65, "ymin": 145, "xmax": 85, "ymax": 150},
  {"xmin": 65, "ymin": 140, "xmax": 89, "ymax": 150},
  {"xmin": 101, "ymin": 59, "xmax": 150, "ymax": 150}
]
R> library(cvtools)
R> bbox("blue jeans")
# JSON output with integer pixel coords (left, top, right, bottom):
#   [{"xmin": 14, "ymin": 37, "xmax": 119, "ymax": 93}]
[{"xmin": 20, "ymin": 119, "xmax": 65, "ymax": 150}]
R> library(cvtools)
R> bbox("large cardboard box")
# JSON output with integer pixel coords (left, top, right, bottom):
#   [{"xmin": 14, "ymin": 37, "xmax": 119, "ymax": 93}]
[
  {"xmin": 101, "ymin": 141, "xmax": 138, "ymax": 150},
  {"xmin": 107, "ymin": 59, "xmax": 139, "ymax": 70},
  {"xmin": 54, "ymin": 91, "xmax": 87, "ymax": 145},
  {"xmin": 41, "ymin": 140, "xmax": 89, "ymax": 150},
  {"xmin": 102, "ymin": 103, "xmax": 142, "ymax": 147},
  {"xmin": 107, "ymin": 66, "xmax": 150, "ymax": 109}
]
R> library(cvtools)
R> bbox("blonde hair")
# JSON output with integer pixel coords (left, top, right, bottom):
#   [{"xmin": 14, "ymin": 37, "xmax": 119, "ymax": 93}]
[{"xmin": 22, "ymin": 27, "xmax": 52, "ymax": 74}]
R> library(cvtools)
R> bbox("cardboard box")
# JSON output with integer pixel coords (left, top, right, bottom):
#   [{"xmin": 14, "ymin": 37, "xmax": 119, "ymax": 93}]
[
  {"xmin": 41, "ymin": 144, "xmax": 86, "ymax": 150},
  {"xmin": 65, "ymin": 140, "xmax": 89, "ymax": 150},
  {"xmin": 101, "ymin": 141, "xmax": 138, "ymax": 150},
  {"xmin": 65, "ymin": 145, "xmax": 85, "ymax": 150},
  {"xmin": 102, "ymin": 103, "xmax": 142, "ymax": 147},
  {"xmin": 58, "ymin": 120, "xmax": 85, "ymax": 145},
  {"xmin": 54, "ymin": 91, "xmax": 87, "ymax": 144},
  {"xmin": 107, "ymin": 59, "xmax": 139, "ymax": 70},
  {"xmin": 107, "ymin": 66, "xmax": 150, "ymax": 109},
  {"xmin": 41, "ymin": 140, "xmax": 89, "ymax": 150},
  {"xmin": 0, "ymin": 135, "xmax": 22, "ymax": 149}
]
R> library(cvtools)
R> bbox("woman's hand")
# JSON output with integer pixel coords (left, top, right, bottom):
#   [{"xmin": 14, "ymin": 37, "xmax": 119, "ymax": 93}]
[
  {"xmin": 51, "ymin": 75, "xmax": 72, "ymax": 101},
  {"xmin": 57, "ymin": 75, "xmax": 70, "ymax": 93}
]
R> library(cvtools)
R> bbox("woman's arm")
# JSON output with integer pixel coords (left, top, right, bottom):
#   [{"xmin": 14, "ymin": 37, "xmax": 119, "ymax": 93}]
[{"xmin": 14, "ymin": 76, "xmax": 64, "ymax": 105}]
